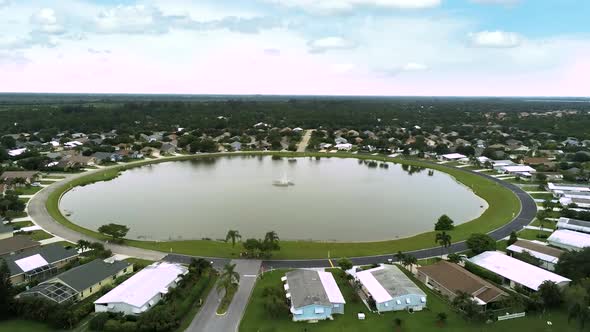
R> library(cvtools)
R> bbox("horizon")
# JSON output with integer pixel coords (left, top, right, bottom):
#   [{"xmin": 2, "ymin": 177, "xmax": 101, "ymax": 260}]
[{"xmin": 1, "ymin": 1, "xmax": 589, "ymax": 96}]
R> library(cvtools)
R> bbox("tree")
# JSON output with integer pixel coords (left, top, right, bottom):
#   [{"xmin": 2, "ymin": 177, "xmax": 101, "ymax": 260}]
[
  {"xmin": 538, "ymin": 280, "xmax": 562, "ymax": 308},
  {"xmin": 447, "ymin": 253, "xmax": 462, "ymax": 263},
  {"xmin": 466, "ymin": 233, "xmax": 496, "ymax": 254},
  {"xmin": 401, "ymin": 254, "xmax": 417, "ymax": 269},
  {"xmin": 225, "ymin": 230, "xmax": 241, "ymax": 247},
  {"xmin": 395, "ymin": 251, "xmax": 405, "ymax": 262},
  {"xmin": 435, "ymin": 232, "xmax": 452, "ymax": 257},
  {"xmin": 97, "ymin": 223, "xmax": 129, "ymax": 242},
  {"xmin": 76, "ymin": 239, "xmax": 90, "ymax": 252},
  {"xmin": 0, "ymin": 260, "xmax": 14, "ymax": 319},
  {"xmin": 507, "ymin": 231, "xmax": 518, "ymax": 246},
  {"xmin": 263, "ymin": 231, "xmax": 280, "ymax": 250},
  {"xmin": 452, "ymin": 291, "xmax": 484, "ymax": 321},
  {"xmin": 563, "ymin": 284, "xmax": 590, "ymax": 330},
  {"xmin": 556, "ymin": 248, "xmax": 590, "ymax": 281},
  {"xmin": 217, "ymin": 263, "xmax": 240, "ymax": 295},
  {"xmin": 537, "ymin": 211, "xmax": 549, "ymax": 230},
  {"xmin": 189, "ymin": 258, "xmax": 212, "ymax": 277},
  {"xmin": 243, "ymin": 238, "xmax": 262, "ymax": 257},
  {"xmin": 337, "ymin": 258, "xmax": 353, "ymax": 271},
  {"xmin": 436, "ymin": 312, "xmax": 448, "ymax": 325},
  {"xmin": 434, "ymin": 214, "xmax": 455, "ymax": 231}
]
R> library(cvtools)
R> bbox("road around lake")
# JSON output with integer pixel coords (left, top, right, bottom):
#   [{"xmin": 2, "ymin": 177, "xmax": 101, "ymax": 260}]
[{"xmin": 28, "ymin": 156, "xmax": 536, "ymax": 266}]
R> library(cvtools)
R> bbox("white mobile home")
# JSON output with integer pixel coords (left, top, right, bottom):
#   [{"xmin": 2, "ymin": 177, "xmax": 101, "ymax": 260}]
[
  {"xmin": 94, "ymin": 262, "xmax": 188, "ymax": 315},
  {"xmin": 547, "ymin": 229, "xmax": 590, "ymax": 252}
]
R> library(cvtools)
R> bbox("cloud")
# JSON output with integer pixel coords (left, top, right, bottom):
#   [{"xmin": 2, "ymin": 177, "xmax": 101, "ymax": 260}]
[
  {"xmin": 331, "ymin": 63, "xmax": 355, "ymax": 73},
  {"xmin": 0, "ymin": 0, "xmax": 9, "ymax": 8},
  {"xmin": 0, "ymin": 51, "xmax": 29, "ymax": 66},
  {"xmin": 469, "ymin": 30, "xmax": 522, "ymax": 48},
  {"xmin": 266, "ymin": 0, "xmax": 441, "ymax": 14},
  {"xmin": 92, "ymin": 5, "xmax": 280, "ymax": 35},
  {"xmin": 308, "ymin": 36, "xmax": 357, "ymax": 53},
  {"xmin": 379, "ymin": 62, "xmax": 429, "ymax": 76},
  {"xmin": 264, "ymin": 48, "xmax": 281, "ymax": 56},
  {"xmin": 31, "ymin": 8, "xmax": 65, "ymax": 34},
  {"xmin": 88, "ymin": 48, "xmax": 111, "ymax": 54},
  {"xmin": 470, "ymin": 0, "xmax": 521, "ymax": 4}
]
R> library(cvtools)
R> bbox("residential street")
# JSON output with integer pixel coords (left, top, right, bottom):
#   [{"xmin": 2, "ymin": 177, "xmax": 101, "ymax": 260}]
[
  {"xmin": 296, "ymin": 129, "xmax": 313, "ymax": 152},
  {"xmin": 188, "ymin": 259, "xmax": 262, "ymax": 332}
]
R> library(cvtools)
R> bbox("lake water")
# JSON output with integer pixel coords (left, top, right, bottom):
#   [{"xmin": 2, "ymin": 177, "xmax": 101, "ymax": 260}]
[{"xmin": 60, "ymin": 156, "xmax": 488, "ymax": 242}]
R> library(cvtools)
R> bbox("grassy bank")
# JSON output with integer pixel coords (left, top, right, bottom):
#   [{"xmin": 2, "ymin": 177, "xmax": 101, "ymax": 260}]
[{"xmin": 45, "ymin": 152, "xmax": 521, "ymax": 259}]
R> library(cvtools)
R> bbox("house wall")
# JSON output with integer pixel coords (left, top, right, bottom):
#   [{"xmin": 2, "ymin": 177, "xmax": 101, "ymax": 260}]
[
  {"xmin": 95, "ymin": 280, "xmax": 179, "ymax": 315},
  {"xmin": 375, "ymin": 294, "xmax": 425, "ymax": 312},
  {"xmin": 292, "ymin": 304, "xmax": 333, "ymax": 322},
  {"xmin": 77, "ymin": 265, "xmax": 133, "ymax": 301},
  {"xmin": 331, "ymin": 303, "xmax": 344, "ymax": 315},
  {"xmin": 547, "ymin": 240, "xmax": 582, "ymax": 252}
]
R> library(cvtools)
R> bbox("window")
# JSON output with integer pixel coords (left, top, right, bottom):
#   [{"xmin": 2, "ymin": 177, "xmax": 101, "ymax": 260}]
[{"xmin": 334, "ymin": 304, "xmax": 339, "ymax": 308}]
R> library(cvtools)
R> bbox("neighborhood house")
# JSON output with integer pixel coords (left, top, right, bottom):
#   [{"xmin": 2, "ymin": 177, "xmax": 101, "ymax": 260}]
[{"xmin": 506, "ymin": 240, "xmax": 564, "ymax": 271}]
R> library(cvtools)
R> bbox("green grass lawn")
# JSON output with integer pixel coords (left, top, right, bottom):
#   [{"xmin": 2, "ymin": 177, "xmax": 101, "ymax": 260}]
[
  {"xmin": 0, "ymin": 320, "xmax": 55, "ymax": 332},
  {"xmin": 18, "ymin": 197, "xmax": 30, "ymax": 204},
  {"xmin": 9, "ymin": 220, "xmax": 34, "ymax": 230},
  {"xmin": 530, "ymin": 193, "xmax": 553, "ymax": 200},
  {"xmin": 44, "ymin": 175, "xmax": 66, "ymax": 179},
  {"xmin": 530, "ymin": 219, "xmax": 556, "ymax": 229},
  {"xmin": 13, "ymin": 186, "xmax": 43, "ymax": 195},
  {"xmin": 40, "ymin": 181, "xmax": 55, "ymax": 185},
  {"xmin": 27, "ymin": 230, "xmax": 54, "ymax": 241},
  {"xmin": 45, "ymin": 152, "xmax": 521, "ymax": 259},
  {"xmin": 518, "ymin": 229, "xmax": 552, "ymax": 242},
  {"xmin": 240, "ymin": 268, "xmax": 579, "ymax": 332}
]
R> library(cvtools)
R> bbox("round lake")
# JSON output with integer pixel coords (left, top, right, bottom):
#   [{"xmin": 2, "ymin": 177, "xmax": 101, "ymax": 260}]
[{"xmin": 60, "ymin": 156, "xmax": 488, "ymax": 242}]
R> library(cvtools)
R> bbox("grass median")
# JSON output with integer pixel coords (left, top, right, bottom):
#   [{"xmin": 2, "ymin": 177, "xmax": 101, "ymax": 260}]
[{"xmin": 45, "ymin": 152, "xmax": 521, "ymax": 259}]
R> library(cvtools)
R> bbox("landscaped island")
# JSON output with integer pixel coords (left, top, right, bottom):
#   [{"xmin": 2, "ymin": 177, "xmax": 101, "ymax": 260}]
[{"xmin": 45, "ymin": 152, "xmax": 521, "ymax": 259}]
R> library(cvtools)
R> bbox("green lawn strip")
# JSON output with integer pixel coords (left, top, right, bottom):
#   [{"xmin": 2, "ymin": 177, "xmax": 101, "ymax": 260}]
[
  {"xmin": 216, "ymin": 284, "xmax": 238, "ymax": 315},
  {"xmin": 46, "ymin": 152, "xmax": 521, "ymax": 259},
  {"xmin": 9, "ymin": 220, "xmax": 34, "ymax": 229},
  {"xmin": 44, "ymin": 175, "xmax": 66, "ymax": 179},
  {"xmin": 0, "ymin": 320, "xmax": 55, "ymax": 332},
  {"xmin": 530, "ymin": 219, "xmax": 556, "ymax": 229},
  {"xmin": 175, "ymin": 273, "xmax": 218, "ymax": 332},
  {"xmin": 27, "ymin": 230, "xmax": 54, "ymax": 241},
  {"xmin": 40, "ymin": 180, "xmax": 55, "ymax": 185},
  {"xmin": 417, "ymin": 257, "xmax": 443, "ymax": 266},
  {"xmin": 518, "ymin": 229, "xmax": 551, "ymax": 242},
  {"xmin": 18, "ymin": 197, "xmax": 30, "ymax": 203},
  {"xmin": 530, "ymin": 193, "xmax": 553, "ymax": 200},
  {"xmin": 13, "ymin": 186, "xmax": 43, "ymax": 195},
  {"xmin": 4, "ymin": 211, "xmax": 28, "ymax": 219}
]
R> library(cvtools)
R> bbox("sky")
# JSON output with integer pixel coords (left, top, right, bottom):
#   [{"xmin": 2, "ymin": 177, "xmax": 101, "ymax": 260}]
[{"xmin": 0, "ymin": 0, "xmax": 589, "ymax": 96}]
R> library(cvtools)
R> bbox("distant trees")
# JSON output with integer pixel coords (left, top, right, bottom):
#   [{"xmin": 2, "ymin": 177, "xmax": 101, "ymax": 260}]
[
  {"xmin": 225, "ymin": 230, "xmax": 242, "ymax": 247},
  {"xmin": 434, "ymin": 215, "xmax": 454, "ymax": 231},
  {"xmin": 466, "ymin": 233, "xmax": 496, "ymax": 255},
  {"xmin": 97, "ymin": 223, "xmax": 129, "ymax": 242}
]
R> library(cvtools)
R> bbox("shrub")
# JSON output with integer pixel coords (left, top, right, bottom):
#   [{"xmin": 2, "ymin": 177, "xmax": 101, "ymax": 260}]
[
  {"xmin": 464, "ymin": 261, "xmax": 502, "ymax": 284},
  {"xmin": 90, "ymin": 312, "xmax": 110, "ymax": 331},
  {"xmin": 104, "ymin": 319, "xmax": 122, "ymax": 332}
]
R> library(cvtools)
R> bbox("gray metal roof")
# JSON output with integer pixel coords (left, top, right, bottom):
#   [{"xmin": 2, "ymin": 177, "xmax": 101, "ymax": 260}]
[
  {"xmin": 286, "ymin": 269, "xmax": 331, "ymax": 308},
  {"xmin": 55, "ymin": 259, "xmax": 131, "ymax": 292},
  {"xmin": 371, "ymin": 265, "xmax": 426, "ymax": 298},
  {"xmin": 2, "ymin": 243, "xmax": 79, "ymax": 276},
  {"xmin": 0, "ymin": 236, "xmax": 41, "ymax": 257},
  {"xmin": 558, "ymin": 217, "xmax": 590, "ymax": 230}
]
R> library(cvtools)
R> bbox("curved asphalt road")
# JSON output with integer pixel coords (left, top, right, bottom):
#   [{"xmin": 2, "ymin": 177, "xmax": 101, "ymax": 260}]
[{"xmin": 27, "ymin": 158, "xmax": 537, "ymax": 268}]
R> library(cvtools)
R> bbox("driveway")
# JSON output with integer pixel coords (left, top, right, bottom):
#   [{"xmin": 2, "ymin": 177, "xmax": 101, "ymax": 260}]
[
  {"xmin": 296, "ymin": 129, "xmax": 313, "ymax": 152},
  {"xmin": 188, "ymin": 259, "xmax": 262, "ymax": 332}
]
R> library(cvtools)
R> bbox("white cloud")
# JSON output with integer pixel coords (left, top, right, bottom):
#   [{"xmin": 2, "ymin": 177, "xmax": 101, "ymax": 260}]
[
  {"xmin": 470, "ymin": 0, "xmax": 520, "ymax": 4},
  {"xmin": 94, "ymin": 5, "xmax": 167, "ymax": 34},
  {"xmin": 264, "ymin": 48, "xmax": 281, "ymax": 56},
  {"xmin": 331, "ymin": 63, "xmax": 355, "ymax": 73},
  {"xmin": 402, "ymin": 62, "xmax": 428, "ymax": 71},
  {"xmin": 31, "ymin": 8, "xmax": 65, "ymax": 34},
  {"xmin": 265, "ymin": 0, "xmax": 440, "ymax": 14},
  {"xmin": 469, "ymin": 30, "xmax": 522, "ymax": 48},
  {"xmin": 308, "ymin": 36, "xmax": 356, "ymax": 53}
]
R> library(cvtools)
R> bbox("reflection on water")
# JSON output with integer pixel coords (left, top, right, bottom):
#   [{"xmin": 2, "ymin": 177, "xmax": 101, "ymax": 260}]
[{"xmin": 60, "ymin": 156, "xmax": 488, "ymax": 242}]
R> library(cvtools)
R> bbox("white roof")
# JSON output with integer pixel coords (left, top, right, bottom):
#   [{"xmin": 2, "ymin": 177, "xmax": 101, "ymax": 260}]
[
  {"xmin": 547, "ymin": 183, "xmax": 590, "ymax": 192},
  {"xmin": 441, "ymin": 153, "xmax": 466, "ymax": 160},
  {"xmin": 501, "ymin": 165, "xmax": 536, "ymax": 173},
  {"xmin": 8, "ymin": 148, "xmax": 27, "ymax": 157},
  {"xmin": 94, "ymin": 262, "xmax": 188, "ymax": 308},
  {"xmin": 506, "ymin": 244, "xmax": 559, "ymax": 264},
  {"xmin": 548, "ymin": 229, "xmax": 590, "ymax": 250},
  {"xmin": 15, "ymin": 254, "xmax": 49, "ymax": 273},
  {"xmin": 318, "ymin": 271, "xmax": 345, "ymax": 304},
  {"xmin": 356, "ymin": 266, "xmax": 392, "ymax": 303},
  {"xmin": 469, "ymin": 251, "xmax": 570, "ymax": 291}
]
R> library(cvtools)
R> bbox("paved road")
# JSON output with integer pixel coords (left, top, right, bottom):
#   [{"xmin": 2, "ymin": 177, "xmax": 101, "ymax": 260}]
[
  {"xmin": 27, "ymin": 171, "xmax": 166, "ymax": 261},
  {"xmin": 296, "ymin": 129, "xmax": 313, "ymax": 152},
  {"xmin": 188, "ymin": 260, "xmax": 261, "ymax": 332}
]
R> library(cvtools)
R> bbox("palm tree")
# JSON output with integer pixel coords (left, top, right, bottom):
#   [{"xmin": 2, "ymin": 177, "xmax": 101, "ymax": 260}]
[
  {"xmin": 264, "ymin": 231, "xmax": 280, "ymax": 250},
  {"xmin": 395, "ymin": 251, "xmax": 405, "ymax": 263},
  {"xmin": 435, "ymin": 232, "xmax": 452, "ymax": 257},
  {"xmin": 217, "ymin": 263, "xmax": 240, "ymax": 295},
  {"xmin": 76, "ymin": 239, "xmax": 90, "ymax": 252},
  {"xmin": 225, "ymin": 230, "xmax": 241, "ymax": 247}
]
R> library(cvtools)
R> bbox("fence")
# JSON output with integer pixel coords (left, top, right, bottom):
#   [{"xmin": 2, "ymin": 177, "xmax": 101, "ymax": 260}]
[{"xmin": 497, "ymin": 312, "xmax": 526, "ymax": 321}]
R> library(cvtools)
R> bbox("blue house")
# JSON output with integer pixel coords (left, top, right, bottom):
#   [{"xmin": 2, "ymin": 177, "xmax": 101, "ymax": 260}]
[
  {"xmin": 284, "ymin": 269, "xmax": 345, "ymax": 322},
  {"xmin": 355, "ymin": 264, "xmax": 426, "ymax": 312}
]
